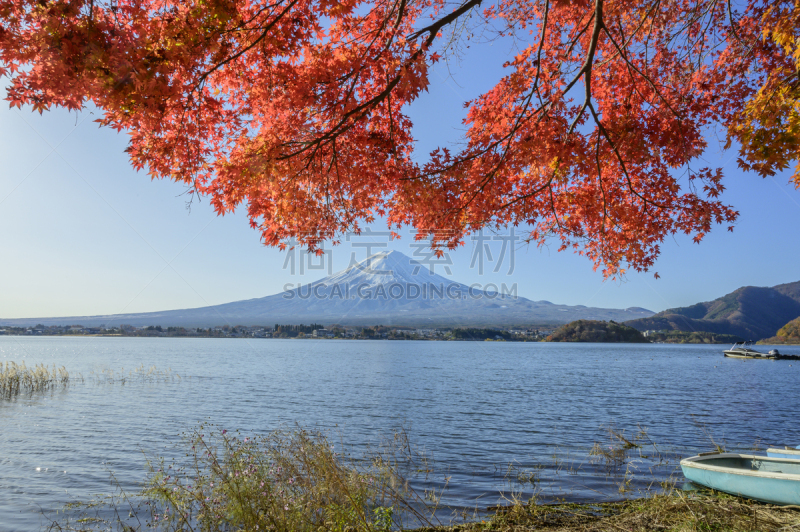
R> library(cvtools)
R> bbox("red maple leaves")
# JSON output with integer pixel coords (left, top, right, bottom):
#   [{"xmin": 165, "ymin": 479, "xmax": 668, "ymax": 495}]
[{"xmin": 0, "ymin": 0, "xmax": 792, "ymax": 276}]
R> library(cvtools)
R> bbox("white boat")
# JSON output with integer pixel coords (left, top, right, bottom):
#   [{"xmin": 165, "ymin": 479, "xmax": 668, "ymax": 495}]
[{"xmin": 723, "ymin": 341, "xmax": 779, "ymax": 359}]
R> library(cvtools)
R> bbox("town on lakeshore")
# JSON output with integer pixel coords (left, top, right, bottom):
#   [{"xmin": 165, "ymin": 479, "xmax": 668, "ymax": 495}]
[
  {"xmin": 4, "ymin": 319, "xmax": 790, "ymax": 344},
  {"xmin": 4, "ymin": 253, "xmax": 797, "ymax": 344},
  {"xmin": 0, "ymin": 323, "xmax": 553, "ymax": 341}
]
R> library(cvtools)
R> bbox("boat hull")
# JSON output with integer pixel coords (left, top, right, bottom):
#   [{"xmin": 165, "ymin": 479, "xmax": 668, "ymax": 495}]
[
  {"xmin": 723, "ymin": 352, "xmax": 800, "ymax": 360},
  {"xmin": 681, "ymin": 453, "xmax": 800, "ymax": 506},
  {"xmin": 723, "ymin": 351, "xmax": 776, "ymax": 359}
]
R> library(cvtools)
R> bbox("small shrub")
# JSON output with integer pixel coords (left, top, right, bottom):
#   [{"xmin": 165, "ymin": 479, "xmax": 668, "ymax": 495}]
[{"xmin": 51, "ymin": 424, "xmax": 436, "ymax": 531}]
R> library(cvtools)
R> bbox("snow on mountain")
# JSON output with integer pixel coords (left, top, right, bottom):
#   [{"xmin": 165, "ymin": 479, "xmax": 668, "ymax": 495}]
[
  {"xmin": 319, "ymin": 250, "xmax": 448, "ymax": 287},
  {"xmin": 0, "ymin": 250, "xmax": 654, "ymax": 327}
]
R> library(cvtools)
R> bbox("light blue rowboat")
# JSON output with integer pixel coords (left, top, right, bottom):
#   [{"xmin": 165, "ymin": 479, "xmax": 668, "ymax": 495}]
[
  {"xmin": 680, "ymin": 453, "xmax": 800, "ymax": 506},
  {"xmin": 767, "ymin": 447, "xmax": 800, "ymax": 461}
]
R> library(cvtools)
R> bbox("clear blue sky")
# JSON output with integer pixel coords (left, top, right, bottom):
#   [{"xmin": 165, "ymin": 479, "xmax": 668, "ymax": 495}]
[{"xmin": 1, "ymin": 39, "xmax": 799, "ymax": 320}]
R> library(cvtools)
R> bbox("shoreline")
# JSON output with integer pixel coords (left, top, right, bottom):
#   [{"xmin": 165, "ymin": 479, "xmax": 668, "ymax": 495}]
[
  {"xmin": 409, "ymin": 491, "xmax": 800, "ymax": 531},
  {"xmin": 1, "ymin": 333, "xmax": 779, "ymax": 344}
]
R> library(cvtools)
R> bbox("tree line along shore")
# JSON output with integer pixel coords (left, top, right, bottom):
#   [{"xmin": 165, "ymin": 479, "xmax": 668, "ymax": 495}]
[{"xmin": 6, "ymin": 319, "xmax": 797, "ymax": 344}]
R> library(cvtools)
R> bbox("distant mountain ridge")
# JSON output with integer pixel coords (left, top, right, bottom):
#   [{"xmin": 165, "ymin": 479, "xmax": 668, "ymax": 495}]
[
  {"xmin": 0, "ymin": 250, "xmax": 654, "ymax": 328},
  {"xmin": 625, "ymin": 281, "xmax": 800, "ymax": 340}
]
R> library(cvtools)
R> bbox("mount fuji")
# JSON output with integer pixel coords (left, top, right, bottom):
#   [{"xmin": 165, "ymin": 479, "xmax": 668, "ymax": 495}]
[{"xmin": 1, "ymin": 250, "xmax": 653, "ymax": 328}]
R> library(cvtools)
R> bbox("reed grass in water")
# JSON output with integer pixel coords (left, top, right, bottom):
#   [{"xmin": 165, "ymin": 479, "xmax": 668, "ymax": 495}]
[
  {"xmin": 0, "ymin": 361, "xmax": 70, "ymax": 398},
  {"xmin": 90, "ymin": 364, "xmax": 181, "ymax": 384},
  {"xmin": 0, "ymin": 361, "xmax": 181, "ymax": 400}
]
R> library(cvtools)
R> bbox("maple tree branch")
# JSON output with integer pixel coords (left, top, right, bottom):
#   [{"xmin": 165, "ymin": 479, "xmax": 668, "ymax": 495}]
[
  {"xmin": 454, "ymin": 0, "xmax": 554, "ymax": 173},
  {"xmin": 394, "ymin": 0, "xmax": 407, "ymax": 30},
  {"xmin": 281, "ymin": 0, "xmax": 456, "ymax": 162},
  {"xmin": 278, "ymin": 59, "xmax": 414, "ymax": 160},
  {"xmin": 548, "ymin": 183, "xmax": 568, "ymax": 235},
  {"xmin": 726, "ymin": 0, "xmax": 744, "ymax": 45},
  {"xmin": 315, "ymin": 0, "xmax": 485, "ymax": 145},
  {"xmin": 460, "ymin": 0, "xmax": 601, "ymax": 215},
  {"xmin": 587, "ymin": 100, "xmax": 670, "ymax": 212},
  {"xmin": 602, "ymin": 27, "xmax": 683, "ymax": 120},
  {"xmin": 220, "ymin": 1, "xmax": 284, "ymax": 34},
  {"xmin": 290, "ymin": 0, "xmax": 600, "ymax": 181},
  {"xmin": 411, "ymin": 0, "xmax": 609, "ymax": 228},
  {"xmin": 495, "ymin": 170, "xmax": 556, "ymax": 212},
  {"xmin": 532, "ymin": 0, "xmax": 551, "ymax": 84},
  {"xmin": 3, "ymin": 0, "xmax": 752, "ymax": 273},
  {"xmin": 408, "ymin": 0, "xmax": 485, "ymax": 41},
  {"xmin": 191, "ymin": 0, "xmax": 300, "ymax": 95},
  {"xmin": 595, "ymin": 0, "xmax": 661, "ymax": 68},
  {"xmin": 345, "ymin": 0, "xmax": 410, "ymax": 88},
  {"xmin": 595, "ymin": 134, "xmax": 609, "ymax": 235}
]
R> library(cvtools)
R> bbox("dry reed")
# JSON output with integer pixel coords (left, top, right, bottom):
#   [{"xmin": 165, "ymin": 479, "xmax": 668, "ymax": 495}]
[
  {"xmin": 47, "ymin": 424, "xmax": 439, "ymax": 532},
  {"xmin": 0, "ymin": 361, "xmax": 70, "ymax": 398},
  {"xmin": 90, "ymin": 364, "xmax": 181, "ymax": 384}
]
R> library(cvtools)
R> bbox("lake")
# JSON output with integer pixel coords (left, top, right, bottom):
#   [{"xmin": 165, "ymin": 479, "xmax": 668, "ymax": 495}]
[{"xmin": 1, "ymin": 337, "xmax": 798, "ymax": 530}]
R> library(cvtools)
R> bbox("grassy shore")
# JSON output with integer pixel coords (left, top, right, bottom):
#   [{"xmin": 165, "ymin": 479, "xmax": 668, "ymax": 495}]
[
  {"xmin": 48, "ymin": 422, "xmax": 800, "ymax": 532},
  {"xmin": 413, "ymin": 492, "xmax": 800, "ymax": 532},
  {"xmin": 29, "ymin": 389, "xmax": 795, "ymax": 532}
]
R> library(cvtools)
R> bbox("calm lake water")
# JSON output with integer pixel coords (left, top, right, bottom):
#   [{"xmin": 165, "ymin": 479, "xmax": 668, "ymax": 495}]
[{"xmin": 1, "ymin": 337, "xmax": 799, "ymax": 530}]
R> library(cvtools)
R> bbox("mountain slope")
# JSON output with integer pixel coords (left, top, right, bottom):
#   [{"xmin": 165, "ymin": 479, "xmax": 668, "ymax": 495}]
[
  {"xmin": 0, "ymin": 251, "xmax": 654, "ymax": 328},
  {"xmin": 625, "ymin": 281, "xmax": 800, "ymax": 340},
  {"xmin": 758, "ymin": 316, "xmax": 800, "ymax": 345}
]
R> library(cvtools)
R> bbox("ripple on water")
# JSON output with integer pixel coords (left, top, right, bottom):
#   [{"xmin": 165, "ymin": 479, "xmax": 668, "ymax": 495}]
[{"xmin": 0, "ymin": 337, "xmax": 798, "ymax": 530}]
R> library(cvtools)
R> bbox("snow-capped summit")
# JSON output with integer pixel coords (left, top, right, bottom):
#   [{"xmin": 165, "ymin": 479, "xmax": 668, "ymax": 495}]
[
  {"xmin": 318, "ymin": 250, "xmax": 453, "ymax": 290},
  {"xmin": 0, "ymin": 250, "xmax": 654, "ymax": 327}
]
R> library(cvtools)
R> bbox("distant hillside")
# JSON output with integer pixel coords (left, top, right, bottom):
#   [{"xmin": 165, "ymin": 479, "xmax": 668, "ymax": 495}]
[
  {"xmin": 646, "ymin": 331, "xmax": 744, "ymax": 344},
  {"xmin": 625, "ymin": 281, "xmax": 800, "ymax": 340},
  {"xmin": 547, "ymin": 320, "xmax": 648, "ymax": 343},
  {"xmin": 758, "ymin": 316, "xmax": 800, "ymax": 345}
]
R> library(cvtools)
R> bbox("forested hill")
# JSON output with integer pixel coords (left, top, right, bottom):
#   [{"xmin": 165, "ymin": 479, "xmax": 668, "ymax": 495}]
[
  {"xmin": 625, "ymin": 281, "xmax": 800, "ymax": 340},
  {"xmin": 546, "ymin": 320, "xmax": 648, "ymax": 343},
  {"xmin": 759, "ymin": 316, "xmax": 800, "ymax": 345}
]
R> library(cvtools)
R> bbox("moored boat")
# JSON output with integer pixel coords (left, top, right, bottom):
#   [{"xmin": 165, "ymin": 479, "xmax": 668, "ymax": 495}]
[
  {"xmin": 680, "ymin": 452, "xmax": 800, "ymax": 505},
  {"xmin": 722, "ymin": 342, "xmax": 800, "ymax": 360},
  {"xmin": 767, "ymin": 447, "xmax": 800, "ymax": 460},
  {"xmin": 723, "ymin": 341, "xmax": 779, "ymax": 359}
]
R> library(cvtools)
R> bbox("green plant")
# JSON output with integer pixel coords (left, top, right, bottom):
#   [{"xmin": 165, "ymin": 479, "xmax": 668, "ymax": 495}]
[
  {"xmin": 52, "ymin": 424, "xmax": 436, "ymax": 531},
  {"xmin": 372, "ymin": 506, "xmax": 393, "ymax": 532}
]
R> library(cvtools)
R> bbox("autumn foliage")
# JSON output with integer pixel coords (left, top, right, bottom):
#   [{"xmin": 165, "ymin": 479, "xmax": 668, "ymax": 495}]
[
  {"xmin": 777, "ymin": 316, "xmax": 800, "ymax": 341},
  {"xmin": 0, "ymin": 0, "xmax": 797, "ymax": 276}
]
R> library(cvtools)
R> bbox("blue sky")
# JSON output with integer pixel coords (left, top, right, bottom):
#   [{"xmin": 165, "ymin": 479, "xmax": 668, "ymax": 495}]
[{"xmin": 1, "ymin": 40, "xmax": 799, "ymax": 320}]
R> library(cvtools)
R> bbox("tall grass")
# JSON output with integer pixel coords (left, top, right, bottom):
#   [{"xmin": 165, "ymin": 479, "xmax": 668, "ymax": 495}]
[
  {"xmin": 0, "ymin": 361, "xmax": 70, "ymax": 398},
  {"xmin": 0, "ymin": 361, "xmax": 182, "ymax": 399},
  {"xmin": 50, "ymin": 424, "xmax": 438, "ymax": 531}
]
